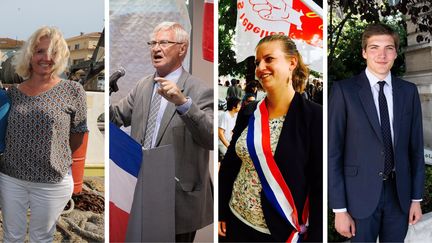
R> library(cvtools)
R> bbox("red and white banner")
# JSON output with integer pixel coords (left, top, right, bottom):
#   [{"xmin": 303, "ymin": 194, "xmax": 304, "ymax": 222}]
[
  {"xmin": 202, "ymin": 0, "xmax": 214, "ymax": 62},
  {"xmin": 235, "ymin": 0, "xmax": 323, "ymax": 72}
]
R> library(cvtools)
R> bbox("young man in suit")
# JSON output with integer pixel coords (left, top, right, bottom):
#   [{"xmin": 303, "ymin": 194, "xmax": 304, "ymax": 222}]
[
  {"xmin": 329, "ymin": 23, "xmax": 424, "ymax": 242},
  {"xmin": 110, "ymin": 22, "xmax": 213, "ymax": 242}
]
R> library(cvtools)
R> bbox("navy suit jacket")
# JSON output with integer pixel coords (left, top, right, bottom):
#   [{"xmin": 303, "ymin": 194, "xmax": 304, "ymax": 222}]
[{"xmin": 328, "ymin": 71, "xmax": 425, "ymax": 219}]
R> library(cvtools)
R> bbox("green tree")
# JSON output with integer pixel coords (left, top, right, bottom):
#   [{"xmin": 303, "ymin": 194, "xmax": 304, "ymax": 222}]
[
  {"xmin": 218, "ymin": 0, "xmax": 247, "ymax": 78},
  {"xmin": 328, "ymin": 16, "xmax": 407, "ymax": 83},
  {"xmin": 328, "ymin": 0, "xmax": 431, "ymax": 83}
]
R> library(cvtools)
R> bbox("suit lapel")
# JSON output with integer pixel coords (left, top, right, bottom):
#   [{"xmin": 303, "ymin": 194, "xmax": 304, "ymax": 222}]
[
  {"xmin": 392, "ymin": 77, "xmax": 403, "ymax": 148},
  {"xmin": 357, "ymin": 72, "xmax": 383, "ymax": 144},
  {"xmin": 154, "ymin": 68, "xmax": 189, "ymax": 146},
  {"xmin": 274, "ymin": 93, "xmax": 299, "ymax": 159}
]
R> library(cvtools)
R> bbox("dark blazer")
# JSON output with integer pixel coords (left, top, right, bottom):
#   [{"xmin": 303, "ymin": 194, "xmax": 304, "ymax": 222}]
[
  {"xmin": 328, "ymin": 71, "xmax": 425, "ymax": 219},
  {"xmin": 110, "ymin": 68, "xmax": 214, "ymax": 234},
  {"xmin": 219, "ymin": 93, "xmax": 323, "ymax": 242}
]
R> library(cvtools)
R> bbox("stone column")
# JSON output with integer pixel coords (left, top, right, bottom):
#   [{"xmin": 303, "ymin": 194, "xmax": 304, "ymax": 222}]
[{"xmin": 404, "ymin": 19, "xmax": 432, "ymax": 164}]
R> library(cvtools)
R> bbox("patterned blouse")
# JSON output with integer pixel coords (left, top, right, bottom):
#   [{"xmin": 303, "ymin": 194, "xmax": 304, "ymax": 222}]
[
  {"xmin": 229, "ymin": 116, "xmax": 285, "ymax": 234},
  {"xmin": 2, "ymin": 80, "xmax": 88, "ymax": 183}
]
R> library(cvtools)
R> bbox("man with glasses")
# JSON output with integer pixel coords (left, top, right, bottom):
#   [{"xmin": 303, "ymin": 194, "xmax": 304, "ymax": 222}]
[{"xmin": 110, "ymin": 22, "xmax": 213, "ymax": 242}]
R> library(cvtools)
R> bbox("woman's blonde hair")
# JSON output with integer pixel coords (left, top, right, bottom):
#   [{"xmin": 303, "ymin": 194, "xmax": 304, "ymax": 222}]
[
  {"xmin": 13, "ymin": 26, "xmax": 70, "ymax": 79},
  {"xmin": 256, "ymin": 34, "xmax": 309, "ymax": 92}
]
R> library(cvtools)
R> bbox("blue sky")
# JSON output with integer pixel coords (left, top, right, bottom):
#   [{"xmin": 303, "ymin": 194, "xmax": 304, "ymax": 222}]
[{"xmin": 0, "ymin": 0, "xmax": 104, "ymax": 40}]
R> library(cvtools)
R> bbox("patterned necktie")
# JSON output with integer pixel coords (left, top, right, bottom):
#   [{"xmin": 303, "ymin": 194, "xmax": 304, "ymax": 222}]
[
  {"xmin": 378, "ymin": 81, "xmax": 394, "ymax": 176},
  {"xmin": 143, "ymin": 89, "xmax": 162, "ymax": 149}
]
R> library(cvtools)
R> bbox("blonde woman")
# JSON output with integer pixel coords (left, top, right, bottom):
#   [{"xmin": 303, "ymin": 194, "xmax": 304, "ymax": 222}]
[{"xmin": 0, "ymin": 26, "xmax": 87, "ymax": 242}]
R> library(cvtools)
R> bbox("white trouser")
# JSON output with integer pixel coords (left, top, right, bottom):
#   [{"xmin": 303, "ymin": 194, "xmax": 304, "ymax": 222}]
[{"xmin": 0, "ymin": 171, "xmax": 73, "ymax": 243}]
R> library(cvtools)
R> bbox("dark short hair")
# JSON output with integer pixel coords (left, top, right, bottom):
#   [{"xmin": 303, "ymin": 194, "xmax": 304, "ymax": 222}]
[
  {"xmin": 243, "ymin": 93, "xmax": 255, "ymax": 101},
  {"xmin": 362, "ymin": 23, "xmax": 400, "ymax": 50},
  {"xmin": 245, "ymin": 80, "xmax": 259, "ymax": 93},
  {"xmin": 226, "ymin": 97, "xmax": 241, "ymax": 111}
]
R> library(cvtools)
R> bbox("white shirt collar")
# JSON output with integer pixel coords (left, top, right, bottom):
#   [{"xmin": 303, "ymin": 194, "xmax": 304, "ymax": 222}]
[
  {"xmin": 156, "ymin": 66, "xmax": 183, "ymax": 84},
  {"xmin": 365, "ymin": 68, "xmax": 392, "ymax": 89}
]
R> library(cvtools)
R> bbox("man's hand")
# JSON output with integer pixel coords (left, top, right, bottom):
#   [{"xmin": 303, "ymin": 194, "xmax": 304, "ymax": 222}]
[
  {"xmin": 335, "ymin": 211, "xmax": 356, "ymax": 238},
  {"xmin": 409, "ymin": 201, "xmax": 422, "ymax": 225},
  {"xmin": 218, "ymin": 221, "xmax": 226, "ymax": 237},
  {"xmin": 155, "ymin": 77, "xmax": 187, "ymax": 106}
]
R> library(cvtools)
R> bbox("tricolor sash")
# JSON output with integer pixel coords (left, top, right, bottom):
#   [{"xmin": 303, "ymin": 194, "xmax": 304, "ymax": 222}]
[{"xmin": 246, "ymin": 99, "xmax": 309, "ymax": 242}]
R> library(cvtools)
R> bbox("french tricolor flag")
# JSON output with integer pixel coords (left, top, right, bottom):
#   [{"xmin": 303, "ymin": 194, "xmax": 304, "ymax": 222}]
[{"xmin": 109, "ymin": 122, "xmax": 143, "ymax": 242}]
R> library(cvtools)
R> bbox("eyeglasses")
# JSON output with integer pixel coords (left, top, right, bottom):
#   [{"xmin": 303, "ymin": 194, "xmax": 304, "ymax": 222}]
[{"xmin": 147, "ymin": 40, "xmax": 183, "ymax": 48}]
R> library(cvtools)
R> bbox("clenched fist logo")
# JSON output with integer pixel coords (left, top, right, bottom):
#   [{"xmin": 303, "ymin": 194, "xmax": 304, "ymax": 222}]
[{"xmin": 249, "ymin": 0, "xmax": 304, "ymax": 29}]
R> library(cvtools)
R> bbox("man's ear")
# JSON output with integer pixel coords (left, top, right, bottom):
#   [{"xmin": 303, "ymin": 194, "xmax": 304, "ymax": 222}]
[
  {"xmin": 362, "ymin": 49, "xmax": 367, "ymax": 60},
  {"xmin": 179, "ymin": 43, "xmax": 187, "ymax": 57}
]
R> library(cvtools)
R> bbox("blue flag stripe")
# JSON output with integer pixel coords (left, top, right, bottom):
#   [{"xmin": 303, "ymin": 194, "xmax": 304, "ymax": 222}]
[
  {"xmin": 109, "ymin": 122, "xmax": 142, "ymax": 177},
  {"xmin": 247, "ymin": 111, "xmax": 291, "ymax": 226}
]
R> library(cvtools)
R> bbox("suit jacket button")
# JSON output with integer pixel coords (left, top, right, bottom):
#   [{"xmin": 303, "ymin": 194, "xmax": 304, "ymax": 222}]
[{"xmin": 379, "ymin": 172, "xmax": 383, "ymax": 176}]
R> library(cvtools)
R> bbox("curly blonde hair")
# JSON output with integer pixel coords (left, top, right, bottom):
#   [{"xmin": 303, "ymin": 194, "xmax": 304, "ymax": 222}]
[{"xmin": 13, "ymin": 26, "xmax": 70, "ymax": 79}]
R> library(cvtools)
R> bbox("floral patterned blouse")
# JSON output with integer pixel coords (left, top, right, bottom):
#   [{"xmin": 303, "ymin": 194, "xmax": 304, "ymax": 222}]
[
  {"xmin": 229, "ymin": 116, "xmax": 285, "ymax": 234},
  {"xmin": 2, "ymin": 80, "xmax": 88, "ymax": 183}
]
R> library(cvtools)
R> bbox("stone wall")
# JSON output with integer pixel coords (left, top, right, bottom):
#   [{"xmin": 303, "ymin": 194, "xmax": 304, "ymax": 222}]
[{"xmin": 404, "ymin": 18, "xmax": 432, "ymax": 164}]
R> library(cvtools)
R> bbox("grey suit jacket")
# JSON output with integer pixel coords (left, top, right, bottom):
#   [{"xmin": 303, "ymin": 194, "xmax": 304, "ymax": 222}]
[{"xmin": 110, "ymin": 68, "xmax": 213, "ymax": 234}]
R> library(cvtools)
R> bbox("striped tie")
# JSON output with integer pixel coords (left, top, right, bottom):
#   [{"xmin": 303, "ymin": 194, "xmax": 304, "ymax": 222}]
[{"xmin": 143, "ymin": 90, "xmax": 162, "ymax": 149}]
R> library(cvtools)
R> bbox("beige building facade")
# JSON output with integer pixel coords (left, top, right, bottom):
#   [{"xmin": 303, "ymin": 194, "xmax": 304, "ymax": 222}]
[
  {"xmin": 0, "ymin": 38, "xmax": 24, "ymax": 51},
  {"xmin": 0, "ymin": 38, "xmax": 24, "ymax": 63},
  {"xmin": 66, "ymin": 32, "xmax": 103, "ymax": 66},
  {"xmin": 404, "ymin": 20, "xmax": 432, "ymax": 164}
]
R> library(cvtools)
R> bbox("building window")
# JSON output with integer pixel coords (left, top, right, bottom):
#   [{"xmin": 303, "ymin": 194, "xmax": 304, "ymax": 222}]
[
  {"xmin": 74, "ymin": 44, "xmax": 80, "ymax": 50},
  {"xmin": 73, "ymin": 59, "xmax": 84, "ymax": 65},
  {"xmin": 89, "ymin": 41, "xmax": 97, "ymax": 48}
]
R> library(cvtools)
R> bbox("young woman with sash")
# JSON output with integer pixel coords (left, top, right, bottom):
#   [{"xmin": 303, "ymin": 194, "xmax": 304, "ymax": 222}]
[{"xmin": 218, "ymin": 35, "xmax": 323, "ymax": 242}]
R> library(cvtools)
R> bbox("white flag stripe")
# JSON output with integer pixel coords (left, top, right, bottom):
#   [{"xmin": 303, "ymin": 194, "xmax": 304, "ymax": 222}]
[
  {"xmin": 252, "ymin": 100, "xmax": 296, "ymax": 229},
  {"xmin": 109, "ymin": 160, "xmax": 137, "ymax": 213}
]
